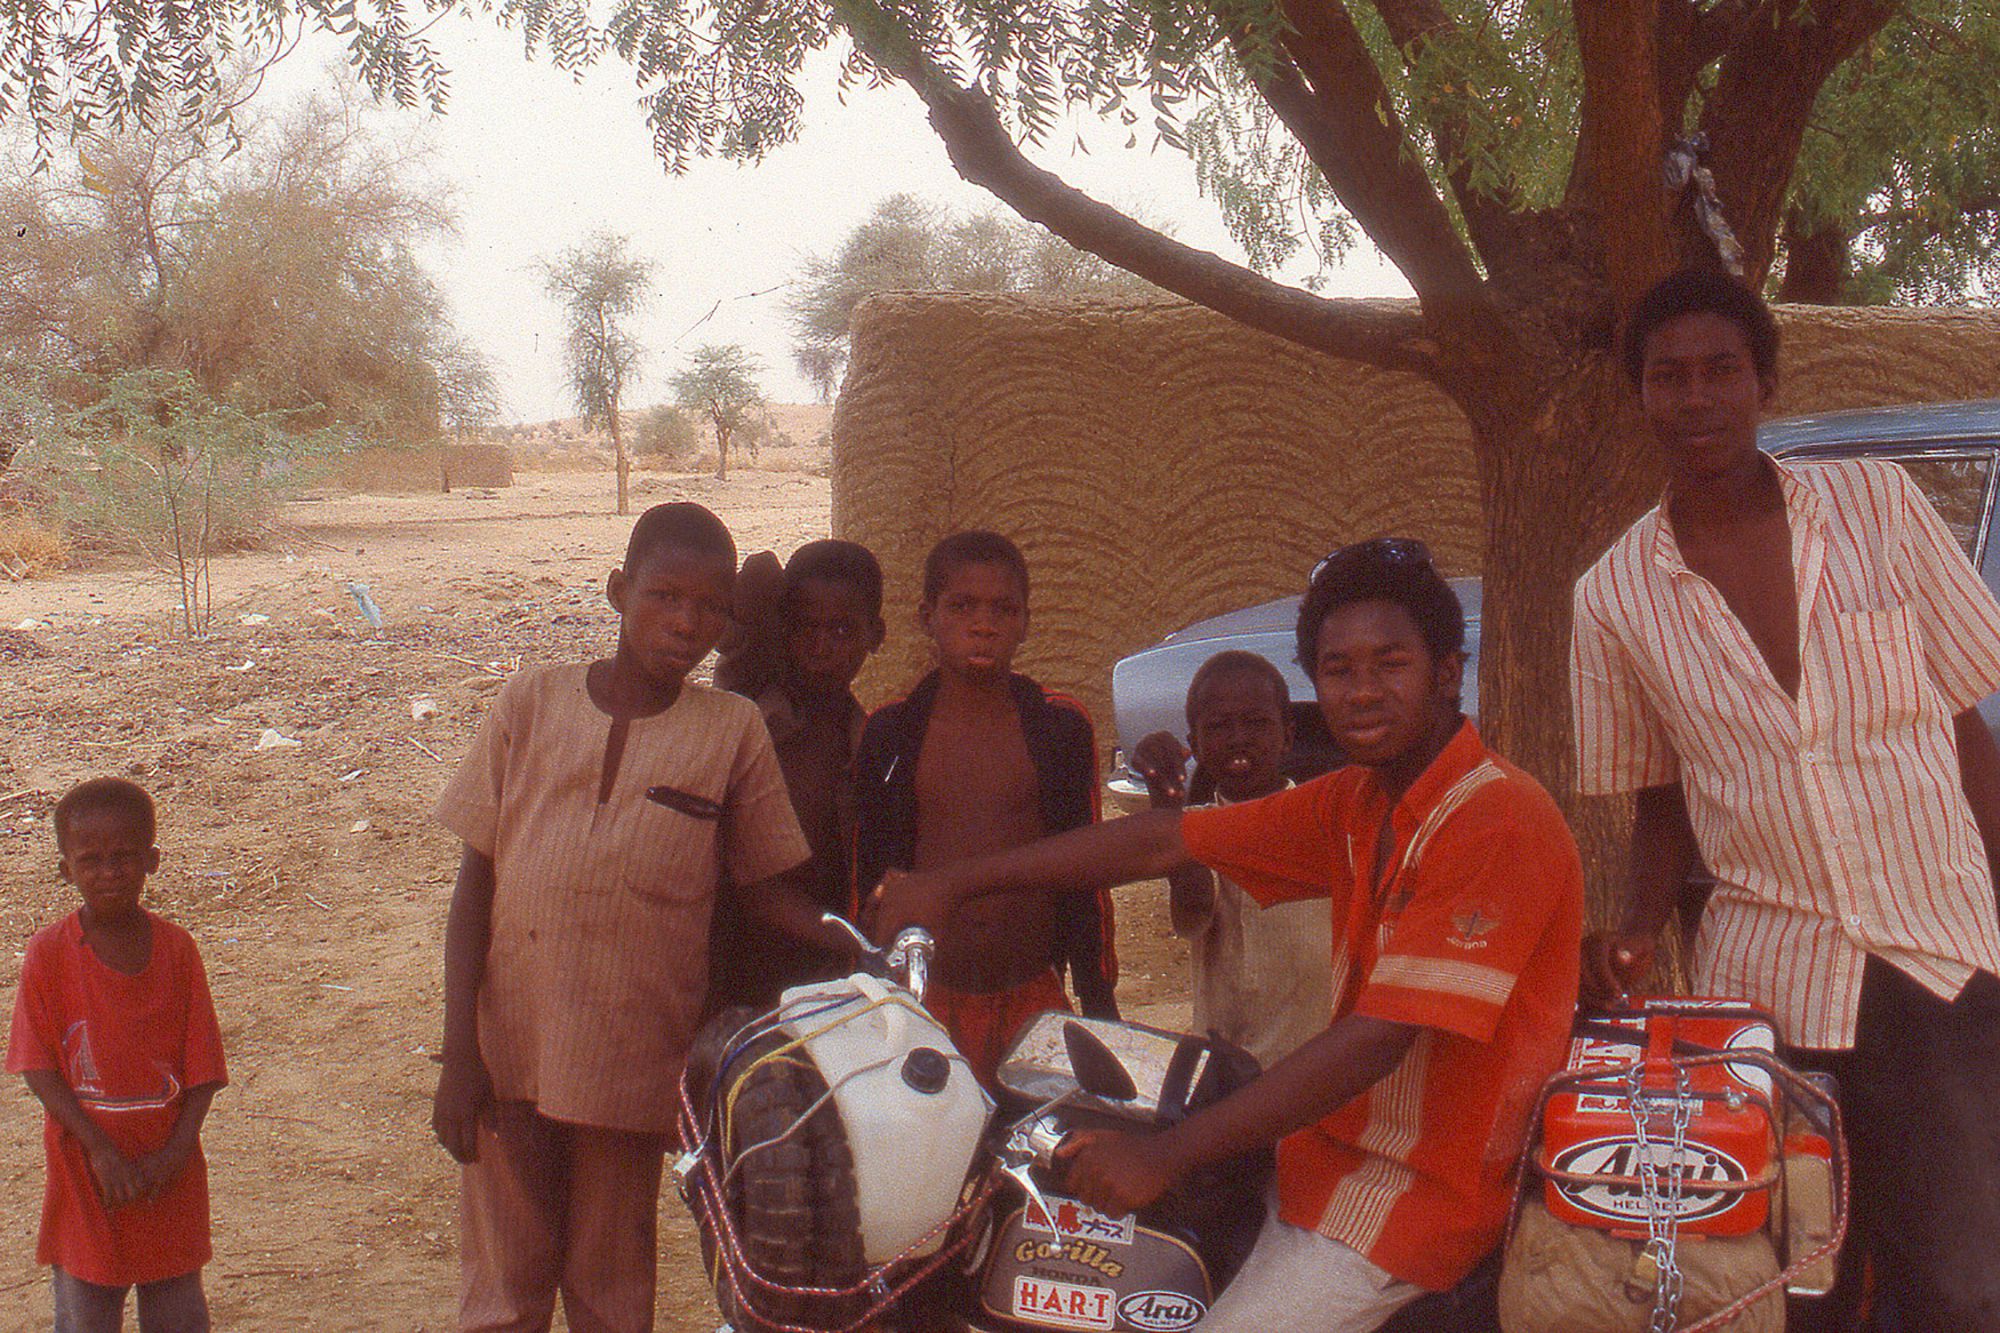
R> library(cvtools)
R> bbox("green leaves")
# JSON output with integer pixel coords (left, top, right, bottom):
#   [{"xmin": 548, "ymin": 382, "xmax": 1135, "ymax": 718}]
[
  {"xmin": 1, "ymin": 0, "xmax": 452, "ymax": 165},
  {"xmin": 1785, "ymin": 0, "xmax": 2000, "ymax": 302}
]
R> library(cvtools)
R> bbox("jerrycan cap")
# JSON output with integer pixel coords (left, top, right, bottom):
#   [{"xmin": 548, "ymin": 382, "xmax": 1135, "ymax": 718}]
[{"xmin": 901, "ymin": 1047, "xmax": 952, "ymax": 1095}]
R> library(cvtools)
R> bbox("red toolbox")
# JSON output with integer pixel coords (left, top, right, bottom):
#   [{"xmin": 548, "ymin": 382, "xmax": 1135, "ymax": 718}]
[{"xmin": 1537, "ymin": 999, "xmax": 1781, "ymax": 1238}]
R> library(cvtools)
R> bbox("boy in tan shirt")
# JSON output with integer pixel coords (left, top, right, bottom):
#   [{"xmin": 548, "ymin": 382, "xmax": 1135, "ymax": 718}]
[{"xmin": 430, "ymin": 502, "xmax": 848, "ymax": 1333}]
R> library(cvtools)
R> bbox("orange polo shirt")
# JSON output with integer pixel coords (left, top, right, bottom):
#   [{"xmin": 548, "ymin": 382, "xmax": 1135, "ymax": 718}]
[{"xmin": 1181, "ymin": 721, "xmax": 1581, "ymax": 1289}]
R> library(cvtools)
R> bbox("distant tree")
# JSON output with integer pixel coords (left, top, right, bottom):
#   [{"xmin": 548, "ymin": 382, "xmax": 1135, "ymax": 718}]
[
  {"xmin": 434, "ymin": 334, "xmax": 505, "ymax": 439},
  {"xmin": 671, "ymin": 344, "xmax": 766, "ymax": 481},
  {"xmin": 633, "ymin": 401, "xmax": 699, "ymax": 462},
  {"xmin": 789, "ymin": 193, "xmax": 1159, "ymax": 399},
  {"xmin": 541, "ymin": 231, "xmax": 652, "ymax": 514}
]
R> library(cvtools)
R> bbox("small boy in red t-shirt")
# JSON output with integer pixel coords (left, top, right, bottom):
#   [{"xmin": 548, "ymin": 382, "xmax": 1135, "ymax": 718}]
[{"xmin": 8, "ymin": 777, "xmax": 228, "ymax": 1332}]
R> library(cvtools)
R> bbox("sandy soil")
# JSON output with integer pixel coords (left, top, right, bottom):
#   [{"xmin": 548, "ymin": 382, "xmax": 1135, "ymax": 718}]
[{"xmin": 0, "ymin": 465, "xmax": 1190, "ymax": 1331}]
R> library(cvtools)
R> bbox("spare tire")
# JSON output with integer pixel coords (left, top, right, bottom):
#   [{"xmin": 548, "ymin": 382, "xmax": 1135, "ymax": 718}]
[{"xmin": 689, "ymin": 1008, "xmax": 868, "ymax": 1333}]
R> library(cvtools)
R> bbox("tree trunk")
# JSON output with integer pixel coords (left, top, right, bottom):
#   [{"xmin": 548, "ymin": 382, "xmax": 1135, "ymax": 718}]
[
  {"xmin": 1463, "ymin": 347, "xmax": 1666, "ymax": 923},
  {"xmin": 716, "ymin": 422, "xmax": 730, "ymax": 481},
  {"xmin": 1776, "ymin": 213, "xmax": 1852, "ymax": 304},
  {"xmin": 609, "ymin": 400, "xmax": 629, "ymax": 515}
]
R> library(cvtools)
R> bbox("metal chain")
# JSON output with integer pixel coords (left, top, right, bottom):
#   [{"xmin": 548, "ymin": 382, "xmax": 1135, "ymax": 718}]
[{"xmin": 1629, "ymin": 1060, "xmax": 1694, "ymax": 1333}]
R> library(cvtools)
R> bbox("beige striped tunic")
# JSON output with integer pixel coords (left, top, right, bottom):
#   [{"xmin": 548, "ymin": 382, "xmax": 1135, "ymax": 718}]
[
  {"xmin": 436, "ymin": 665, "xmax": 808, "ymax": 1134},
  {"xmin": 1571, "ymin": 458, "xmax": 2000, "ymax": 1048}
]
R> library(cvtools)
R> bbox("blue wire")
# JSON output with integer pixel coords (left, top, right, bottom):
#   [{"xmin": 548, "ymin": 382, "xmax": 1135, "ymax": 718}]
[{"xmin": 707, "ymin": 993, "xmax": 866, "ymax": 1123}]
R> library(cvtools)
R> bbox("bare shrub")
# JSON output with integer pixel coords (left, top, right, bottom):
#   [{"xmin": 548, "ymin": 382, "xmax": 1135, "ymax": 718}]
[{"xmin": 0, "ymin": 511, "xmax": 65, "ymax": 578}]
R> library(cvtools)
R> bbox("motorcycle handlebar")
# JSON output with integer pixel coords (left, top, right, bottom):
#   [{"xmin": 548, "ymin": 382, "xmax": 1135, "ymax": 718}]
[{"xmin": 819, "ymin": 913, "xmax": 934, "ymax": 1003}]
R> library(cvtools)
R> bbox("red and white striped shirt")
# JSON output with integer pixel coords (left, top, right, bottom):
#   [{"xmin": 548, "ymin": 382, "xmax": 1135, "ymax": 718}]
[{"xmin": 1571, "ymin": 458, "xmax": 2000, "ymax": 1048}]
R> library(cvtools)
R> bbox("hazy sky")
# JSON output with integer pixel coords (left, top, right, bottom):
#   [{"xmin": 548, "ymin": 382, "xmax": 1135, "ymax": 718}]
[{"xmin": 267, "ymin": 13, "xmax": 1409, "ymax": 421}]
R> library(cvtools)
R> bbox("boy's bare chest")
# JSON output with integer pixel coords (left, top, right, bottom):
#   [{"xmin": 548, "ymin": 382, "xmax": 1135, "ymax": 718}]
[{"xmin": 912, "ymin": 712, "xmax": 1043, "ymax": 866}]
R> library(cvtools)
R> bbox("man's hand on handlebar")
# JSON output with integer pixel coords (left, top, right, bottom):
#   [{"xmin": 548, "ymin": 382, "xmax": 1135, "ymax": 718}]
[
  {"xmin": 869, "ymin": 867, "xmax": 954, "ymax": 945},
  {"xmin": 1055, "ymin": 1128, "xmax": 1177, "ymax": 1218}
]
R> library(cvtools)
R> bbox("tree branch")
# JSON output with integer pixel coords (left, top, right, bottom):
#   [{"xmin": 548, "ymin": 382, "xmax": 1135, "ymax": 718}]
[
  {"xmin": 839, "ymin": 13, "xmax": 1443, "ymax": 377},
  {"xmin": 1364, "ymin": 0, "xmax": 1537, "ymax": 287},
  {"xmin": 1697, "ymin": 0, "xmax": 1902, "ymax": 282},
  {"xmin": 1260, "ymin": 0, "xmax": 1491, "ymax": 317}
]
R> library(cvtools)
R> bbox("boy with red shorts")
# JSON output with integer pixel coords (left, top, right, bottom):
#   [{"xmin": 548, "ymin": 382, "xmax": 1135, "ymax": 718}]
[
  {"xmin": 854, "ymin": 530, "xmax": 1115, "ymax": 1087},
  {"xmin": 9, "ymin": 777, "xmax": 227, "ymax": 1332}
]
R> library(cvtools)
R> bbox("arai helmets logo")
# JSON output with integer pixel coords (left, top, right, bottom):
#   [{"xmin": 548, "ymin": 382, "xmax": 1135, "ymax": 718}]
[
  {"xmin": 1117, "ymin": 1291, "xmax": 1206, "ymax": 1331},
  {"xmin": 1550, "ymin": 1136, "xmax": 1748, "ymax": 1221}
]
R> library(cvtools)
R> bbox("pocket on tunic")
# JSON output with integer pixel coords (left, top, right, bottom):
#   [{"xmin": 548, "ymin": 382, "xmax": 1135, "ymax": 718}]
[{"xmin": 624, "ymin": 794, "xmax": 724, "ymax": 904}]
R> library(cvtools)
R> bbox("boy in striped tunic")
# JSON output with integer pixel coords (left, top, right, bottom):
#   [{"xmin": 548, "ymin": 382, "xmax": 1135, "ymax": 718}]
[{"xmin": 429, "ymin": 502, "xmax": 851, "ymax": 1333}]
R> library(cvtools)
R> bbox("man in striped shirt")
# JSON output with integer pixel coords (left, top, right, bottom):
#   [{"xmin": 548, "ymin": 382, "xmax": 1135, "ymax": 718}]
[
  {"xmin": 1571, "ymin": 269, "xmax": 2000, "ymax": 1331},
  {"xmin": 876, "ymin": 541, "xmax": 1582, "ymax": 1331}
]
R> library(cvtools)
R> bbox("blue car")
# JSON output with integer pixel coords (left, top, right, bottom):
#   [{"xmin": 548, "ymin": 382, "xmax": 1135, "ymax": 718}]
[{"xmin": 1107, "ymin": 399, "xmax": 2000, "ymax": 808}]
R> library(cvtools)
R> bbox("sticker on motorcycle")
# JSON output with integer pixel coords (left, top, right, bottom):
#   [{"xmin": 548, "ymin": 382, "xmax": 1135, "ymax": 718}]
[
  {"xmin": 1118, "ymin": 1290, "xmax": 1207, "ymax": 1331},
  {"xmin": 1549, "ymin": 1136, "xmax": 1749, "ymax": 1222},
  {"xmin": 1011, "ymin": 1275, "xmax": 1117, "ymax": 1331},
  {"xmin": 1023, "ymin": 1193, "xmax": 1137, "ymax": 1246}
]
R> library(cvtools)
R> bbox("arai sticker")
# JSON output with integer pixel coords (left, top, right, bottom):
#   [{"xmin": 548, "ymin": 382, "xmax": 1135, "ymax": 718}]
[
  {"xmin": 1118, "ymin": 1290, "xmax": 1207, "ymax": 1331},
  {"xmin": 1550, "ymin": 1135, "xmax": 1749, "ymax": 1222}
]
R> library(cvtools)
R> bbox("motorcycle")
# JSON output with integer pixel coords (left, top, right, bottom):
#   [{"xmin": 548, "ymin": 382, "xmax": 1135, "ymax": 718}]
[{"xmin": 676, "ymin": 915, "xmax": 1502, "ymax": 1333}]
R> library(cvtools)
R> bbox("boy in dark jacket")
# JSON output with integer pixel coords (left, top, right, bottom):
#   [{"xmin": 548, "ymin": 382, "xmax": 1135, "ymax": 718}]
[{"xmin": 854, "ymin": 531, "xmax": 1115, "ymax": 1086}]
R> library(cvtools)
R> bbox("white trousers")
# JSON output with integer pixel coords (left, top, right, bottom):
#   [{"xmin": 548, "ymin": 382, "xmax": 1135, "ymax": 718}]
[{"xmin": 1195, "ymin": 1191, "xmax": 1425, "ymax": 1332}]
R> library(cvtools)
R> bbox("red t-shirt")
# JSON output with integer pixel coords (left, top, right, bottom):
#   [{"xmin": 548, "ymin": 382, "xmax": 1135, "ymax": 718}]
[
  {"xmin": 1181, "ymin": 722, "xmax": 1581, "ymax": 1289},
  {"xmin": 7, "ymin": 911, "xmax": 228, "ymax": 1285}
]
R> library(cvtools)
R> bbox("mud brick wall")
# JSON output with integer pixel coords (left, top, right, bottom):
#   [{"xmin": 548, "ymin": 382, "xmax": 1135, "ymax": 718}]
[
  {"xmin": 831, "ymin": 294, "xmax": 2000, "ymax": 743},
  {"xmin": 337, "ymin": 443, "xmax": 514, "ymax": 493}
]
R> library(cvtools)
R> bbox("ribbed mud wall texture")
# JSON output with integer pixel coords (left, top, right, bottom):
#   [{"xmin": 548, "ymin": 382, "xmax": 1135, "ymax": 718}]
[{"xmin": 832, "ymin": 295, "xmax": 2000, "ymax": 740}]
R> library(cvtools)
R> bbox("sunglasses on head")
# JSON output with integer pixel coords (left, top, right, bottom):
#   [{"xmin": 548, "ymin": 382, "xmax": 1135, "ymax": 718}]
[{"xmin": 1311, "ymin": 537, "xmax": 1433, "ymax": 585}]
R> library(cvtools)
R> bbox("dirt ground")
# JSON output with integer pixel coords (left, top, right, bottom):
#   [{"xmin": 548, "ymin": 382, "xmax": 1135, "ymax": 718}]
[{"xmin": 0, "ymin": 464, "xmax": 1191, "ymax": 1331}]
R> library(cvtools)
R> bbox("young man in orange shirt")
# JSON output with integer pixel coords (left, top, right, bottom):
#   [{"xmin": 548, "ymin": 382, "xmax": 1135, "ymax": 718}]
[{"xmin": 875, "ymin": 540, "xmax": 1582, "ymax": 1330}]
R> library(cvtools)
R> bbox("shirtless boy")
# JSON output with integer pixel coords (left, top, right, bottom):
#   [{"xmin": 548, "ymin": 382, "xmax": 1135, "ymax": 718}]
[
  {"xmin": 709, "ymin": 539, "xmax": 887, "ymax": 1010},
  {"xmin": 853, "ymin": 530, "xmax": 1115, "ymax": 1085}
]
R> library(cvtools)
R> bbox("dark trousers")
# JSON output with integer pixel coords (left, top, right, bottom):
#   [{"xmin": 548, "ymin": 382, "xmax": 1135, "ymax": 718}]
[
  {"xmin": 51, "ymin": 1267, "xmax": 208, "ymax": 1333},
  {"xmin": 1785, "ymin": 956, "xmax": 2000, "ymax": 1333}
]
